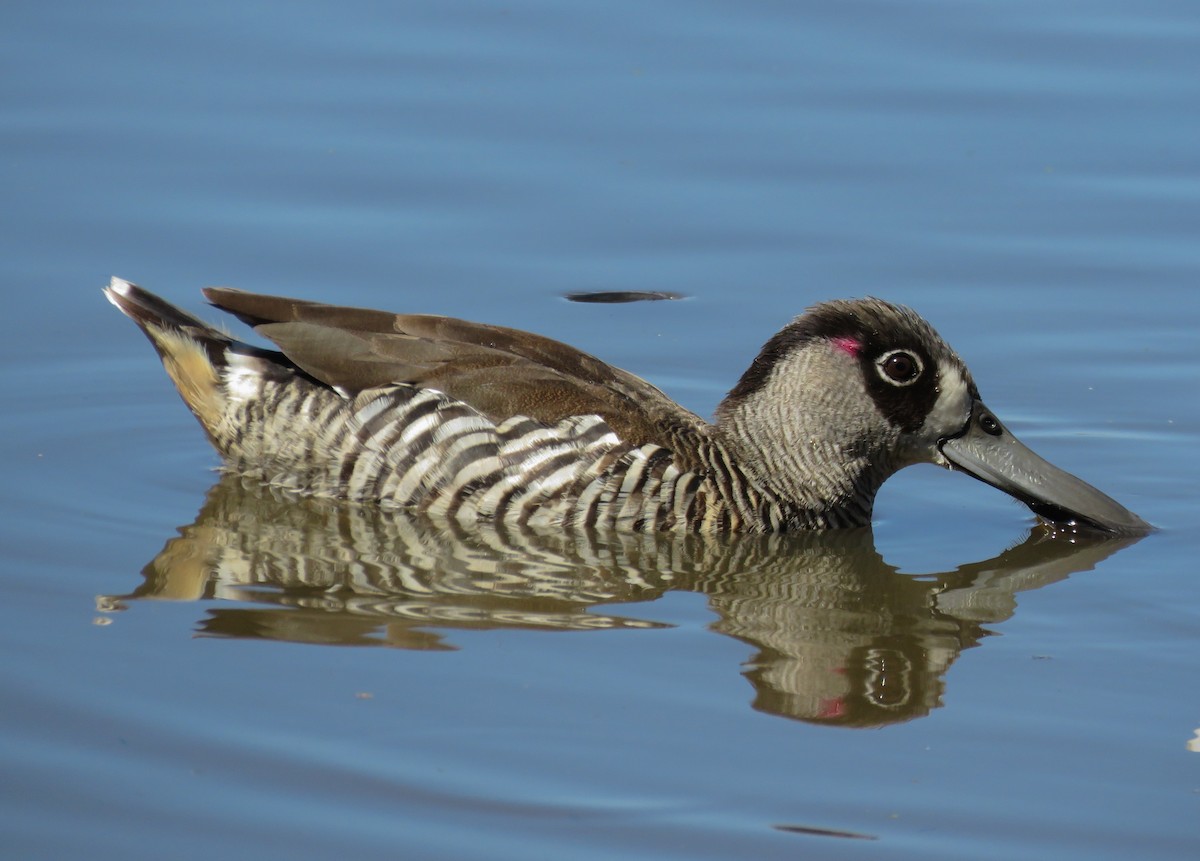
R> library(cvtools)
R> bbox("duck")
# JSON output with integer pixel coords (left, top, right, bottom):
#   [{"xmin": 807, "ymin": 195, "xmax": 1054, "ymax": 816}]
[{"xmin": 104, "ymin": 277, "xmax": 1149, "ymax": 535}]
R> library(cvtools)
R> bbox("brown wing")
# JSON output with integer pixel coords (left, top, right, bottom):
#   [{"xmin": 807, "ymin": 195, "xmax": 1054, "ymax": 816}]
[{"xmin": 203, "ymin": 288, "xmax": 710, "ymax": 451}]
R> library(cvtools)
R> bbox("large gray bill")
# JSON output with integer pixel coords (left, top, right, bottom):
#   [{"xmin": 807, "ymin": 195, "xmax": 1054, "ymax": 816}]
[{"xmin": 938, "ymin": 401, "xmax": 1151, "ymax": 535}]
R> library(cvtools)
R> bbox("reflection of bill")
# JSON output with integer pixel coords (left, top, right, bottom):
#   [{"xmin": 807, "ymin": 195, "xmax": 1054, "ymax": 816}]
[
  {"xmin": 1188, "ymin": 728, "xmax": 1200, "ymax": 753},
  {"xmin": 99, "ymin": 477, "xmax": 1143, "ymax": 728}
]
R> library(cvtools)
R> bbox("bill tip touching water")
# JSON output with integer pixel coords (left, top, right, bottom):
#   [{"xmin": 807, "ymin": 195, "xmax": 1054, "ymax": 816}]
[{"xmin": 104, "ymin": 276, "xmax": 1151, "ymax": 536}]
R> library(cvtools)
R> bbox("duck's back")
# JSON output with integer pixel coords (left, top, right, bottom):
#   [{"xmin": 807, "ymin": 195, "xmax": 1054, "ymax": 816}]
[
  {"xmin": 204, "ymin": 287, "xmax": 707, "ymax": 453},
  {"xmin": 107, "ymin": 280, "xmax": 762, "ymax": 532}
]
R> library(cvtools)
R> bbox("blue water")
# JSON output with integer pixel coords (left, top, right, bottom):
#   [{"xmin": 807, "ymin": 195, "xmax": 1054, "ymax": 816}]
[{"xmin": 3, "ymin": 2, "xmax": 1199, "ymax": 859}]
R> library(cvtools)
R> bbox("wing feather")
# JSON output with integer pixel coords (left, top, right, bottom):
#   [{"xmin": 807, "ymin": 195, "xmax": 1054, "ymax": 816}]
[{"xmin": 203, "ymin": 288, "xmax": 709, "ymax": 452}]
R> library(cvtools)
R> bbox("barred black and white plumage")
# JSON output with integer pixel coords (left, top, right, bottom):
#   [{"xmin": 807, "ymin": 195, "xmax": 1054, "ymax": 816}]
[{"xmin": 104, "ymin": 277, "xmax": 1149, "ymax": 535}]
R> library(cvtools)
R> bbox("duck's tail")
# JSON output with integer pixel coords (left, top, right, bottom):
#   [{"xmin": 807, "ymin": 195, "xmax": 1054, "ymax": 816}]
[{"xmin": 104, "ymin": 276, "xmax": 239, "ymax": 443}]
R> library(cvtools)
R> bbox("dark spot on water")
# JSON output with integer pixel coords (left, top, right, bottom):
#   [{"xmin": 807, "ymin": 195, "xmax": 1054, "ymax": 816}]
[
  {"xmin": 773, "ymin": 823, "xmax": 878, "ymax": 841},
  {"xmin": 563, "ymin": 290, "xmax": 686, "ymax": 303}
]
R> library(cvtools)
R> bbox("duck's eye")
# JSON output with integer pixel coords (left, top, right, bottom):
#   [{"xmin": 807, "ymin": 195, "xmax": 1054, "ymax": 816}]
[{"xmin": 877, "ymin": 350, "xmax": 922, "ymax": 386}]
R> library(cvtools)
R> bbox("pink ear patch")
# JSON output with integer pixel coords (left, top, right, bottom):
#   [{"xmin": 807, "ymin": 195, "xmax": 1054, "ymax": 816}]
[{"xmin": 830, "ymin": 336, "xmax": 862, "ymax": 357}]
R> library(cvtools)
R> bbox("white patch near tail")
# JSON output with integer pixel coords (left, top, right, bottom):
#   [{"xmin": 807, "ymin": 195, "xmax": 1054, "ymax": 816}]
[{"xmin": 222, "ymin": 353, "xmax": 269, "ymax": 405}]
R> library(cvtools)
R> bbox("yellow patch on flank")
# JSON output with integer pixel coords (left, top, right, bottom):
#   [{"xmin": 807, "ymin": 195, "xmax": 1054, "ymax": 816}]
[{"xmin": 151, "ymin": 328, "xmax": 223, "ymax": 431}]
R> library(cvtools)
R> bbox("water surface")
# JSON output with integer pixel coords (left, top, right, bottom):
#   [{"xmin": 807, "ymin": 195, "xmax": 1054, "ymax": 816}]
[{"xmin": 3, "ymin": 2, "xmax": 1199, "ymax": 859}]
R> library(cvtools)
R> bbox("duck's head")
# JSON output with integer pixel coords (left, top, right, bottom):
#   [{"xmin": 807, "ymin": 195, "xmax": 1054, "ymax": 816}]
[{"xmin": 715, "ymin": 298, "xmax": 1150, "ymax": 535}]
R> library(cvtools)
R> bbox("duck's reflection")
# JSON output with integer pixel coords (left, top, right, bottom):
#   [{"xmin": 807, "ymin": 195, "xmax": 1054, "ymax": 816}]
[{"xmin": 101, "ymin": 477, "xmax": 1140, "ymax": 726}]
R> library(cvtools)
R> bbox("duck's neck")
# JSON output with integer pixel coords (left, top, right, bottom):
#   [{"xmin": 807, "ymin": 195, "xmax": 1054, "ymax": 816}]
[{"xmin": 712, "ymin": 392, "xmax": 900, "ymax": 530}]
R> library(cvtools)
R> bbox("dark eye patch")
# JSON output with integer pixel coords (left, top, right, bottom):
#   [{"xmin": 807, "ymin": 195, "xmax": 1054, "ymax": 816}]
[{"xmin": 862, "ymin": 347, "xmax": 937, "ymax": 432}]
